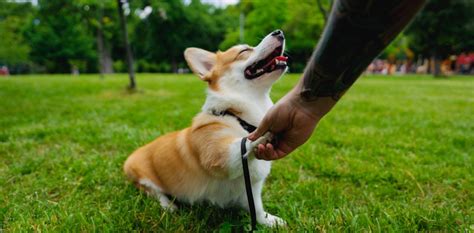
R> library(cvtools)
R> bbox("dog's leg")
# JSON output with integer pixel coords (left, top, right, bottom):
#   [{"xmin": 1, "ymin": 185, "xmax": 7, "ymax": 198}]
[
  {"xmin": 233, "ymin": 132, "xmax": 286, "ymax": 227},
  {"xmin": 227, "ymin": 132, "xmax": 273, "ymax": 179},
  {"xmin": 238, "ymin": 180, "xmax": 286, "ymax": 227},
  {"xmin": 138, "ymin": 179, "xmax": 177, "ymax": 212},
  {"xmin": 248, "ymin": 132, "xmax": 274, "ymax": 156}
]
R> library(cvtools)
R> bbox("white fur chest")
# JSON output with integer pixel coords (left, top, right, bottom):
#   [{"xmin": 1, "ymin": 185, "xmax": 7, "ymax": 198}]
[{"xmin": 180, "ymin": 159, "xmax": 271, "ymax": 208}]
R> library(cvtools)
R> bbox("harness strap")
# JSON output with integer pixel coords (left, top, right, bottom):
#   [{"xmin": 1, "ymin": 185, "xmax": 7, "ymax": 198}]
[
  {"xmin": 241, "ymin": 137, "xmax": 257, "ymax": 231},
  {"xmin": 211, "ymin": 110, "xmax": 257, "ymax": 133}
]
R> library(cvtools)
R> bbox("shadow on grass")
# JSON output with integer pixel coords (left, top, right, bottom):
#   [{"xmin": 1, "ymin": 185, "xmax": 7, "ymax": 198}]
[
  {"xmin": 122, "ymin": 184, "xmax": 250, "ymax": 232},
  {"xmin": 174, "ymin": 201, "xmax": 248, "ymax": 231}
]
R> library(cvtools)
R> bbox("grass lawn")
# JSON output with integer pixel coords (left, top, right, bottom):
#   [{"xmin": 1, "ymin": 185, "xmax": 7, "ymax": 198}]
[{"xmin": 1, "ymin": 74, "xmax": 473, "ymax": 232}]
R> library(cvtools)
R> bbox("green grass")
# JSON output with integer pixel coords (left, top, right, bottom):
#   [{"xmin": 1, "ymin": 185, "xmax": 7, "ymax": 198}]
[{"xmin": 1, "ymin": 74, "xmax": 473, "ymax": 232}]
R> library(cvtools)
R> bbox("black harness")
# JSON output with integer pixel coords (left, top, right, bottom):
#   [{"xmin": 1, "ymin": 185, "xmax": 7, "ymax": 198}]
[
  {"xmin": 211, "ymin": 110, "xmax": 258, "ymax": 231},
  {"xmin": 211, "ymin": 110, "xmax": 257, "ymax": 133}
]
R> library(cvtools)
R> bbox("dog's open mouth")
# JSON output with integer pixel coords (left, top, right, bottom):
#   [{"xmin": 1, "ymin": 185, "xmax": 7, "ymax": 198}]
[{"xmin": 244, "ymin": 46, "xmax": 288, "ymax": 79}]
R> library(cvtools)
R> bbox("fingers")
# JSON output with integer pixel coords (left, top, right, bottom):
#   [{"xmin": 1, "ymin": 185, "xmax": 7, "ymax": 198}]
[
  {"xmin": 248, "ymin": 114, "xmax": 272, "ymax": 141},
  {"xmin": 249, "ymin": 132, "xmax": 273, "ymax": 154},
  {"xmin": 255, "ymin": 143, "xmax": 288, "ymax": 160}
]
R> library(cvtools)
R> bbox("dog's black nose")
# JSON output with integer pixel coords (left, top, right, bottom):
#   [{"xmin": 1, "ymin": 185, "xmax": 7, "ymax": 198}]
[
  {"xmin": 271, "ymin": 29, "xmax": 283, "ymax": 36},
  {"xmin": 271, "ymin": 29, "xmax": 284, "ymax": 40}
]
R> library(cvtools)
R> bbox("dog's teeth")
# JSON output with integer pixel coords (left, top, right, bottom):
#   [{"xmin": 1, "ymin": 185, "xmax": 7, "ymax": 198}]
[{"xmin": 257, "ymin": 69, "xmax": 263, "ymax": 73}]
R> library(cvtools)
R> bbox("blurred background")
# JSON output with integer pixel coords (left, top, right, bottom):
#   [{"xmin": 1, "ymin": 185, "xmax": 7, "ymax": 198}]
[
  {"xmin": 0, "ymin": 0, "xmax": 473, "ymax": 77},
  {"xmin": 1, "ymin": 1, "xmax": 473, "ymax": 231}
]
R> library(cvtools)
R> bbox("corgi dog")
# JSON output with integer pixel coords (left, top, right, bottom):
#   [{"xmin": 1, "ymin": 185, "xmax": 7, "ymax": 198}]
[{"xmin": 124, "ymin": 30, "xmax": 288, "ymax": 227}]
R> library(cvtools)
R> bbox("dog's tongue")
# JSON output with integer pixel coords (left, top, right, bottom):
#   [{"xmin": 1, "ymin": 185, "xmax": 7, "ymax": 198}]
[
  {"xmin": 258, "ymin": 55, "xmax": 288, "ymax": 74},
  {"xmin": 273, "ymin": 56, "xmax": 288, "ymax": 67},
  {"xmin": 267, "ymin": 56, "xmax": 288, "ymax": 67}
]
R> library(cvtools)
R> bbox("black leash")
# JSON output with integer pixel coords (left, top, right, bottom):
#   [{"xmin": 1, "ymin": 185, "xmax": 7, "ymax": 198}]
[
  {"xmin": 241, "ymin": 137, "xmax": 257, "ymax": 231},
  {"xmin": 211, "ymin": 109, "xmax": 257, "ymax": 231}
]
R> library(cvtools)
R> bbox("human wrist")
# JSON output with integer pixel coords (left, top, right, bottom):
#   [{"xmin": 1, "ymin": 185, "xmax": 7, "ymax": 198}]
[
  {"xmin": 288, "ymin": 81, "xmax": 337, "ymax": 120},
  {"xmin": 284, "ymin": 89, "xmax": 322, "ymax": 121}
]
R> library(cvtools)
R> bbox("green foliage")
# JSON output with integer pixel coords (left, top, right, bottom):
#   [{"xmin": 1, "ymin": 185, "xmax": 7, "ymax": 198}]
[
  {"xmin": 284, "ymin": 0, "xmax": 326, "ymax": 71},
  {"xmin": 381, "ymin": 33, "xmax": 414, "ymax": 61},
  {"xmin": 0, "ymin": 16, "xmax": 30, "ymax": 64},
  {"xmin": 220, "ymin": 0, "xmax": 289, "ymax": 48},
  {"xmin": 2, "ymin": 0, "xmax": 474, "ymax": 74},
  {"xmin": 113, "ymin": 60, "xmax": 126, "ymax": 73},
  {"xmin": 131, "ymin": 0, "xmax": 235, "ymax": 72},
  {"xmin": 218, "ymin": 4, "xmax": 241, "ymax": 50},
  {"xmin": 219, "ymin": 29, "xmax": 241, "ymax": 51},
  {"xmin": 76, "ymin": 0, "xmax": 120, "ymax": 49},
  {"xmin": 243, "ymin": 0, "xmax": 288, "ymax": 46},
  {"xmin": 406, "ymin": 0, "xmax": 474, "ymax": 58},
  {"xmin": 220, "ymin": 0, "xmax": 326, "ymax": 72},
  {"xmin": 0, "ymin": 1, "xmax": 33, "ymax": 66},
  {"xmin": 24, "ymin": 0, "xmax": 97, "ymax": 73},
  {"xmin": 1, "ymin": 74, "xmax": 473, "ymax": 231}
]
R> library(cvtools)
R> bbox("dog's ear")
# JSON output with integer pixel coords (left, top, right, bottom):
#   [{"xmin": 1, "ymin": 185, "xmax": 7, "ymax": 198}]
[{"xmin": 184, "ymin": 48, "xmax": 216, "ymax": 80}]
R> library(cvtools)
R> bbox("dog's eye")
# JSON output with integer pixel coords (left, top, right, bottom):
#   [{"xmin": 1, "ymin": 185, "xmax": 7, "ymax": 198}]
[
  {"xmin": 239, "ymin": 48, "xmax": 252, "ymax": 54},
  {"xmin": 236, "ymin": 48, "xmax": 252, "ymax": 60}
]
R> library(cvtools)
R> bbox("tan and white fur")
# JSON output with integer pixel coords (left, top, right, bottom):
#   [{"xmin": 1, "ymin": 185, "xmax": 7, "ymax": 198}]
[{"xmin": 124, "ymin": 30, "xmax": 288, "ymax": 227}]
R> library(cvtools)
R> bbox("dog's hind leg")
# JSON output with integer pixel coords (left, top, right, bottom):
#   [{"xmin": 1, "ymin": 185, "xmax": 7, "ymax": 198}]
[
  {"xmin": 124, "ymin": 150, "xmax": 177, "ymax": 211},
  {"xmin": 138, "ymin": 178, "xmax": 177, "ymax": 212}
]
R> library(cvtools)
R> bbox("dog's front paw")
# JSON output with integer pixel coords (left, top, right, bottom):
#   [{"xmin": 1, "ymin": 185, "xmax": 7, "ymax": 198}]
[
  {"xmin": 248, "ymin": 132, "xmax": 273, "ymax": 153},
  {"xmin": 258, "ymin": 212, "xmax": 286, "ymax": 227}
]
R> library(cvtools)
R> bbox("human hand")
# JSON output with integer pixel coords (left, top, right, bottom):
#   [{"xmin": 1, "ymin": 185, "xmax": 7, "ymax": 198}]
[{"xmin": 248, "ymin": 88, "xmax": 334, "ymax": 160}]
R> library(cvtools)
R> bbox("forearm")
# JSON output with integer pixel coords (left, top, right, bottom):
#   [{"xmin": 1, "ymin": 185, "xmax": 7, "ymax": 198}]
[
  {"xmin": 249, "ymin": 0, "xmax": 427, "ymax": 160},
  {"xmin": 300, "ymin": 0, "xmax": 426, "ymax": 103}
]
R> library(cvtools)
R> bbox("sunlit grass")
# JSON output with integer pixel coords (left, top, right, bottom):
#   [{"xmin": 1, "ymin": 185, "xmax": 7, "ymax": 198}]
[{"xmin": 1, "ymin": 74, "xmax": 473, "ymax": 231}]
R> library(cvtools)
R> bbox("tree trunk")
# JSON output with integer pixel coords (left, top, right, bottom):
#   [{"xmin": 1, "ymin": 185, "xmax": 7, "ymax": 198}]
[
  {"xmin": 427, "ymin": 57, "xmax": 432, "ymax": 74},
  {"xmin": 117, "ymin": 0, "xmax": 136, "ymax": 90},
  {"xmin": 239, "ymin": 12, "xmax": 245, "ymax": 43},
  {"xmin": 98, "ymin": 1, "xmax": 113, "ymax": 75},
  {"xmin": 317, "ymin": 0, "xmax": 334, "ymax": 25},
  {"xmin": 96, "ymin": 26, "xmax": 114, "ymax": 76},
  {"xmin": 171, "ymin": 58, "xmax": 178, "ymax": 73},
  {"xmin": 433, "ymin": 55, "xmax": 442, "ymax": 77},
  {"xmin": 103, "ymin": 45, "xmax": 114, "ymax": 74},
  {"xmin": 317, "ymin": 0, "xmax": 328, "ymax": 24}
]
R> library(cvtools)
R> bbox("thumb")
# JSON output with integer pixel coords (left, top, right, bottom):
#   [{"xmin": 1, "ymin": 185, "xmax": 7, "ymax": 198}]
[{"xmin": 248, "ymin": 114, "xmax": 272, "ymax": 141}]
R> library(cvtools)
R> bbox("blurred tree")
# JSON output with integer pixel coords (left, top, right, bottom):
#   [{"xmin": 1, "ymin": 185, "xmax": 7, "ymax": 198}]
[
  {"xmin": 132, "ymin": 0, "xmax": 234, "ymax": 72},
  {"xmin": 284, "ymin": 0, "xmax": 326, "ymax": 72},
  {"xmin": 241, "ymin": 0, "xmax": 288, "ymax": 46},
  {"xmin": 219, "ymin": 3, "xmax": 245, "ymax": 50},
  {"xmin": 25, "ymin": 0, "xmax": 96, "ymax": 73},
  {"xmin": 78, "ymin": 0, "xmax": 118, "ymax": 76},
  {"xmin": 406, "ymin": 0, "xmax": 474, "ymax": 76},
  {"xmin": 382, "ymin": 34, "xmax": 410, "ymax": 60},
  {"xmin": 117, "ymin": 0, "xmax": 136, "ymax": 89},
  {"xmin": 220, "ymin": 0, "xmax": 326, "ymax": 72},
  {"xmin": 0, "ymin": 1, "xmax": 33, "ymax": 73},
  {"xmin": 0, "ymin": 17, "xmax": 30, "ymax": 64},
  {"xmin": 316, "ymin": 0, "xmax": 332, "ymax": 24},
  {"xmin": 220, "ymin": 0, "xmax": 287, "ymax": 48}
]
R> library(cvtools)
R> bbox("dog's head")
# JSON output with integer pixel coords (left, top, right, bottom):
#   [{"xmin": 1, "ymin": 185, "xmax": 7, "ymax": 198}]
[{"xmin": 184, "ymin": 30, "xmax": 287, "ymax": 94}]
